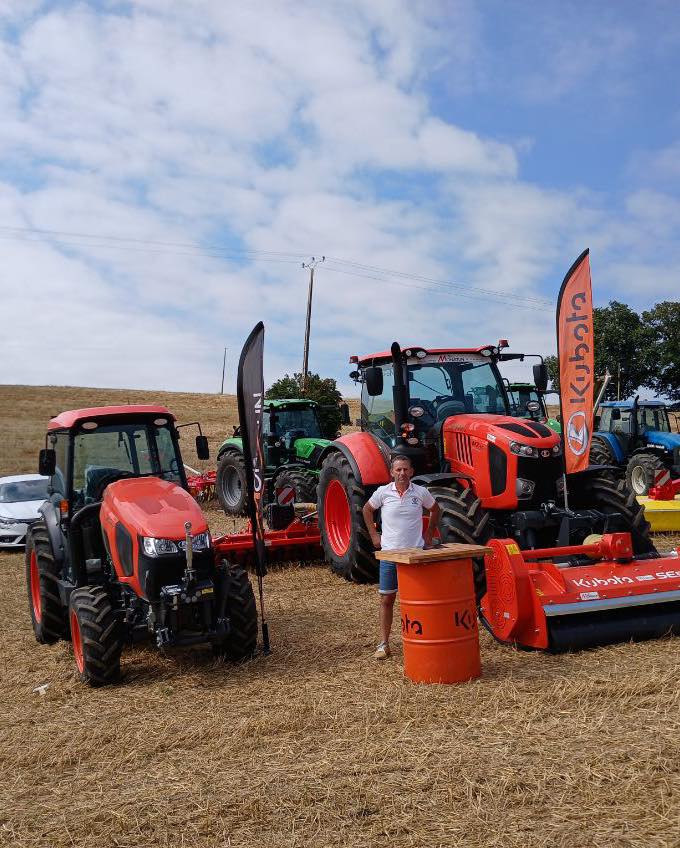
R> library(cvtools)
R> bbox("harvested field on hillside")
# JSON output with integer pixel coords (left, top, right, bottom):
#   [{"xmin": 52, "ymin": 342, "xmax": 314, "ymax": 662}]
[{"xmin": 2, "ymin": 385, "xmax": 680, "ymax": 848}]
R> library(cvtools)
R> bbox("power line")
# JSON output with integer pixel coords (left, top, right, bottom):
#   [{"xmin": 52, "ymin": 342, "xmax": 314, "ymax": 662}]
[{"xmin": 0, "ymin": 224, "xmax": 554, "ymax": 310}]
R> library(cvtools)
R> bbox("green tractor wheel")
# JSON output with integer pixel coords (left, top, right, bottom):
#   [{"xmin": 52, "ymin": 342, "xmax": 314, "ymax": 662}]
[
  {"xmin": 271, "ymin": 467, "xmax": 318, "ymax": 504},
  {"xmin": 216, "ymin": 451, "xmax": 248, "ymax": 515}
]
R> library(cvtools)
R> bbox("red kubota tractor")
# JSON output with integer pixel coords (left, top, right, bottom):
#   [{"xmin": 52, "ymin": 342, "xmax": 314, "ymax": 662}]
[
  {"xmin": 317, "ymin": 343, "xmax": 680, "ymax": 652},
  {"xmin": 26, "ymin": 405, "xmax": 259, "ymax": 686}
]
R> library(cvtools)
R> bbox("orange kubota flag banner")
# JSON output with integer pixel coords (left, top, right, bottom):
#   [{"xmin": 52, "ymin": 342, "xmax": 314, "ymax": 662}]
[{"xmin": 556, "ymin": 249, "xmax": 594, "ymax": 474}]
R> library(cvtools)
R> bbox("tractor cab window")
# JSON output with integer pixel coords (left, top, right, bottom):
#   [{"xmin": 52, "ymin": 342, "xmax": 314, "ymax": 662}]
[
  {"xmin": 598, "ymin": 407, "xmax": 612, "ymax": 432},
  {"xmin": 270, "ymin": 408, "xmax": 322, "ymax": 439},
  {"xmin": 72, "ymin": 422, "xmax": 182, "ymax": 505},
  {"xmin": 361, "ymin": 365, "xmax": 396, "ymax": 441},
  {"xmin": 638, "ymin": 407, "xmax": 670, "ymax": 432},
  {"xmin": 407, "ymin": 360, "xmax": 507, "ymax": 424},
  {"xmin": 508, "ymin": 386, "xmax": 544, "ymax": 417}
]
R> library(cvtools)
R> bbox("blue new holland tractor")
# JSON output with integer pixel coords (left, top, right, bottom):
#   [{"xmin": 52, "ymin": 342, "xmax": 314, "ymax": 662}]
[{"xmin": 590, "ymin": 399, "xmax": 680, "ymax": 495}]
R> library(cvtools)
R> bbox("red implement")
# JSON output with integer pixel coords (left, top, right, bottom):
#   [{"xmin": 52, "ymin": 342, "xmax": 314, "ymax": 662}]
[
  {"xmin": 187, "ymin": 471, "xmax": 217, "ymax": 502},
  {"xmin": 213, "ymin": 516, "xmax": 322, "ymax": 568},
  {"xmin": 648, "ymin": 476, "xmax": 680, "ymax": 501},
  {"xmin": 481, "ymin": 534, "xmax": 680, "ymax": 652}
]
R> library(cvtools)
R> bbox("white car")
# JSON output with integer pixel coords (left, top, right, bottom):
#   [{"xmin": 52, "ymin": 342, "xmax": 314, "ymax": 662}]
[{"xmin": 0, "ymin": 474, "xmax": 50, "ymax": 549}]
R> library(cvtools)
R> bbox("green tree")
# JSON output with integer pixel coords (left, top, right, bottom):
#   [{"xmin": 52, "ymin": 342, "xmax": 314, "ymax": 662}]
[
  {"xmin": 641, "ymin": 301, "xmax": 680, "ymax": 401},
  {"xmin": 593, "ymin": 301, "xmax": 652, "ymax": 399},
  {"xmin": 266, "ymin": 372, "xmax": 344, "ymax": 438},
  {"xmin": 545, "ymin": 301, "xmax": 652, "ymax": 400}
]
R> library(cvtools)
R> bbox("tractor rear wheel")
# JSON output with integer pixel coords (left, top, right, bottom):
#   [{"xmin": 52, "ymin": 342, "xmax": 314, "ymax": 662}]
[
  {"xmin": 216, "ymin": 451, "xmax": 248, "ymax": 515},
  {"xmin": 428, "ymin": 486, "xmax": 492, "ymax": 602},
  {"xmin": 570, "ymin": 474, "xmax": 656, "ymax": 554},
  {"xmin": 68, "ymin": 586, "xmax": 122, "ymax": 687},
  {"xmin": 625, "ymin": 453, "xmax": 666, "ymax": 496},
  {"xmin": 271, "ymin": 467, "xmax": 318, "ymax": 504},
  {"xmin": 25, "ymin": 521, "xmax": 68, "ymax": 644},
  {"xmin": 318, "ymin": 451, "xmax": 378, "ymax": 583},
  {"xmin": 213, "ymin": 563, "xmax": 258, "ymax": 660},
  {"xmin": 589, "ymin": 437, "xmax": 620, "ymax": 475}
]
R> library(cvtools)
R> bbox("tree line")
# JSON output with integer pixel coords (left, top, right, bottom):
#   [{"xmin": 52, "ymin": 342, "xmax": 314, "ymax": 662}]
[{"xmin": 545, "ymin": 300, "xmax": 680, "ymax": 402}]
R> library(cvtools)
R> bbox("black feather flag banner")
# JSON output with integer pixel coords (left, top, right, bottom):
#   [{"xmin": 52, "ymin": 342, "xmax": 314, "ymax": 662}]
[{"xmin": 236, "ymin": 321, "xmax": 270, "ymax": 653}]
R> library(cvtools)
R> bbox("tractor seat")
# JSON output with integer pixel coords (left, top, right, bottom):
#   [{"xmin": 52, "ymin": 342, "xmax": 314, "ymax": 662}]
[{"xmin": 283, "ymin": 429, "xmax": 306, "ymax": 450}]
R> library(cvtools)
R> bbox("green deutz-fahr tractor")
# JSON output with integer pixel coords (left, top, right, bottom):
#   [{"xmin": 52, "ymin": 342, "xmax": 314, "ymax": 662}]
[{"xmin": 216, "ymin": 398, "xmax": 350, "ymax": 515}]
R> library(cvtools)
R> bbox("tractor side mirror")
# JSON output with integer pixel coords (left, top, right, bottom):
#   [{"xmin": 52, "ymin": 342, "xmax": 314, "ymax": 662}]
[
  {"xmin": 364, "ymin": 366, "xmax": 383, "ymax": 397},
  {"xmin": 195, "ymin": 436, "xmax": 210, "ymax": 460},
  {"xmin": 533, "ymin": 363, "xmax": 548, "ymax": 393},
  {"xmin": 39, "ymin": 448, "xmax": 56, "ymax": 477},
  {"xmin": 340, "ymin": 403, "xmax": 350, "ymax": 426}
]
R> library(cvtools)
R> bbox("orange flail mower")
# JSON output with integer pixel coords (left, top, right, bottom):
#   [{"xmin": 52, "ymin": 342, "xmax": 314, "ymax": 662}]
[{"xmin": 481, "ymin": 532, "xmax": 680, "ymax": 651}]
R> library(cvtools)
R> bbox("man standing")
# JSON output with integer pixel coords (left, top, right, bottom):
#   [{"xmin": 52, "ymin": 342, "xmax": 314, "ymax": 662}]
[{"xmin": 362, "ymin": 455, "xmax": 441, "ymax": 660}]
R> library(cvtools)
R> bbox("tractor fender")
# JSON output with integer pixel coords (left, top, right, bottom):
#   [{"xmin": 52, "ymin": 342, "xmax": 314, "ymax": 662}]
[
  {"xmin": 216, "ymin": 437, "xmax": 243, "ymax": 460},
  {"xmin": 321, "ymin": 432, "xmax": 391, "ymax": 487},
  {"xmin": 38, "ymin": 500, "xmax": 65, "ymax": 570},
  {"xmin": 593, "ymin": 432, "xmax": 625, "ymax": 463}
]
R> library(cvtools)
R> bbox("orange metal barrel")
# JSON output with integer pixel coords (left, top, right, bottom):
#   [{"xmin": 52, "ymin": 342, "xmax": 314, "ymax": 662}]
[{"xmin": 377, "ymin": 544, "xmax": 491, "ymax": 684}]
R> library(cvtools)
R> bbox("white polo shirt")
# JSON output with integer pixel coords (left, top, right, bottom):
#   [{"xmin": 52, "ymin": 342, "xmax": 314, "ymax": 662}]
[{"xmin": 368, "ymin": 482, "xmax": 436, "ymax": 550}]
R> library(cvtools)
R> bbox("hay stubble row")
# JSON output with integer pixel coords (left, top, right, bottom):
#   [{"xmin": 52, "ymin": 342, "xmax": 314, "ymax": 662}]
[{"xmin": 1, "ymin": 385, "xmax": 680, "ymax": 847}]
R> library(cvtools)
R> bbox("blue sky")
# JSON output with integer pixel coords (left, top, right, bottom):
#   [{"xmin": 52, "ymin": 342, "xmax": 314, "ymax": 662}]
[{"xmin": 0, "ymin": 0, "xmax": 678, "ymax": 395}]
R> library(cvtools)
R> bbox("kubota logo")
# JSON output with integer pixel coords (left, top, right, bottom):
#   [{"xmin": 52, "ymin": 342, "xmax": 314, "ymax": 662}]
[{"xmin": 566, "ymin": 410, "xmax": 589, "ymax": 456}]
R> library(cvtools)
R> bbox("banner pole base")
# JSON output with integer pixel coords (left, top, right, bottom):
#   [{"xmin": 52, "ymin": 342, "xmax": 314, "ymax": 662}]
[{"xmin": 261, "ymin": 621, "xmax": 271, "ymax": 655}]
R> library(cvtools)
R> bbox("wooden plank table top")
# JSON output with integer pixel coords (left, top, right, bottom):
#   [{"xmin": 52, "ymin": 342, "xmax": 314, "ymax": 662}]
[{"xmin": 374, "ymin": 543, "xmax": 493, "ymax": 564}]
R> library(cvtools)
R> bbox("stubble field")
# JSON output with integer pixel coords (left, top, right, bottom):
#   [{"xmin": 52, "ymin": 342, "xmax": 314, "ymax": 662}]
[{"xmin": 1, "ymin": 384, "xmax": 680, "ymax": 848}]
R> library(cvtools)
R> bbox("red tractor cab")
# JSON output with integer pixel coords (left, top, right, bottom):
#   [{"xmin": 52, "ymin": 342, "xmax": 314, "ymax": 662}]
[{"xmin": 26, "ymin": 405, "xmax": 257, "ymax": 686}]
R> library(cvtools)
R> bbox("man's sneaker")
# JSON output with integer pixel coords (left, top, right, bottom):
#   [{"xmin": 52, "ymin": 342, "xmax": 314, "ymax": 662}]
[{"xmin": 374, "ymin": 642, "xmax": 391, "ymax": 660}]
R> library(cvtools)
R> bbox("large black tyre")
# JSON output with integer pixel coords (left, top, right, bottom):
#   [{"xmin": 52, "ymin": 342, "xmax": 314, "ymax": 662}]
[
  {"xmin": 570, "ymin": 474, "xmax": 656, "ymax": 554},
  {"xmin": 589, "ymin": 437, "xmax": 621, "ymax": 477},
  {"xmin": 69, "ymin": 586, "xmax": 122, "ymax": 687},
  {"xmin": 317, "ymin": 451, "xmax": 378, "ymax": 583},
  {"xmin": 271, "ymin": 467, "xmax": 318, "ymax": 504},
  {"xmin": 213, "ymin": 563, "xmax": 258, "ymax": 660},
  {"xmin": 625, "ymin": 452, "xmax": 666, "ymax": 496},
  {"xmin": 216, "ymin": 451, "xmax": 248, "ymax": 515},
  {"xmin": 428, "ymin": 486, "xmax": 492, "ymax": 602},
  {"xmin": 25, "ymin": 520, "xmax": 68, "ymax": 644}
]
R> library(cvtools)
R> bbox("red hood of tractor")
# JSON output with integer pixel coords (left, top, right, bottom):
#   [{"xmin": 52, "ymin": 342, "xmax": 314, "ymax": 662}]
[
  {"xmin": 442, "ymin": 413, "xmax": 560, "ymax": 447},
  {"xmin": 102, "ymin": 477, "xmax": 208, "ymax": 539}
]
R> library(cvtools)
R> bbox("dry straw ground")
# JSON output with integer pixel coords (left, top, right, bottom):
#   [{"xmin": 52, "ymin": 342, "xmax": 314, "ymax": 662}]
[{"xmin": 1, "ymin": 385, "xmax": 680, "ymax": 848}]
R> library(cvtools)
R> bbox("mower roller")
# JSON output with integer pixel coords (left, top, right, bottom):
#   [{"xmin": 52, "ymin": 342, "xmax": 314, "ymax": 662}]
[{"xmin": 482, "ymin": 533, "xmax": 680, "ymax": 651}]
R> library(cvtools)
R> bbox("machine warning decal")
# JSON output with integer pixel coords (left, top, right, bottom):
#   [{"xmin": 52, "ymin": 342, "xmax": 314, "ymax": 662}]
[
  {"xmin": 579, "ymin": 591, "xmax": 600, "ymax": 600},
  {"xmin": 506, "ymin": 543, "xmax": 520, "ymax": 555}
]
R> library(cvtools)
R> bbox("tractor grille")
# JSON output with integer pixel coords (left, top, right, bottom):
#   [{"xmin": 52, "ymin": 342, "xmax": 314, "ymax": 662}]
[
  {"xmin": 517, "ymin": 456, "xmax": 562, "ymax": 504},
  {"xmin": 454, "ymin": 432, "xmax": 473, "ymax": 467},
  {"xmin": 489, "ymin": 443, "xmax": 508, "ymax": 496},
  {"xmin": 138, "ymin": 548, "xmax": 215, "ymax": 602}
]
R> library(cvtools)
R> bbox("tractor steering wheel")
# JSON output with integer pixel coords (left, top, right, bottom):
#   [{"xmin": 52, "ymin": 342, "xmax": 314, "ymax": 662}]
[{"xmin": 92, "ymin": 471, "xmax": 136, "ymax": 501}]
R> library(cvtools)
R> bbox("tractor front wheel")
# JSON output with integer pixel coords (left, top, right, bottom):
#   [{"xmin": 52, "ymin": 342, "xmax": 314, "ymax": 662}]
[
  {"xmin": 625, "ymin": 453, "xmax": 666, "ymax": 496},
  {"xmin": 213, "ymin": 563, "xmax": 258, "ymax": 660},
  {"xmin": 216, "ymin": 451, "xmax": 248, "ymax": 515},
  {"xmin": 428, "ymin": 486, "xmax": 492, "ymax": 602},
  {"xmin": 589, "ymin": 437, "xmax": 620, "ymax": 476},
  {"xmin": 570, "ymin": 474, "xmax": 655, "ymax": 554},
  {"xmin": 318, "ymin": 451, "xmax": 378, "ymax": 583},
  {"xmin": 69, "ymin": 586, "xmax": 122, "ymax": 687},
  {"xmin": 25, "ymin": 521, "xmax": 68, "ymax": 644},
  {"xmin": 271, "ymin": 467, "xmax": 318, "ymax": 504}
]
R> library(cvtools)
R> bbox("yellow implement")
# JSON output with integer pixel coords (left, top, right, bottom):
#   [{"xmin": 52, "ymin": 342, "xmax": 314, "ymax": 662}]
[{"xmin": 638, "ymin": 496, "xmax": 680, "ymax": 532}]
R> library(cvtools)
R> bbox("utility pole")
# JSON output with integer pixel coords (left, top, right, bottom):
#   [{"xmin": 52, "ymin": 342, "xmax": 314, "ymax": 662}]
[
  {"xmin": 301, "ymin": 256, "xmax": 324, "ymax": 393},
  {"xmin": 220, "ymin": 347, "xmax": 227, "ymax": 394}
]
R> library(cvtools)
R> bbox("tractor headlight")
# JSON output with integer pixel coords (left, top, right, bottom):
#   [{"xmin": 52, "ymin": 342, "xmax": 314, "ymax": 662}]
[
  {"xmin": 551, "ymin": 444, "xmax": 562, "ymax": 456},
  {"xmin": 143, "ymin": 537, "xmax": 179, "ymax": 557},
  {"xmin": 509, "ymin": 441, "xmax": 539, "ymax": 458},
  {"xmin": 409, "ymin": 406, "xmax": 425, "ymax": 418},
  {"xmin": 143, "ymin": 531, "xmax": 211, "ymax": 557},
  {"xmin": 178, "ymin": 531, "xmax": 211, "ymax": 552},
  {"xmin": 516, "ymin": 478, "xmax": 535, "ymax": 499}
]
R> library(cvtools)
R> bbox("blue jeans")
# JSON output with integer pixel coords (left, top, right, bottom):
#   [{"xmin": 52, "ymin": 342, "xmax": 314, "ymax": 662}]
[{"xmin": 379, "ymin": 560, "xmax": 398, "ymax": 594}]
